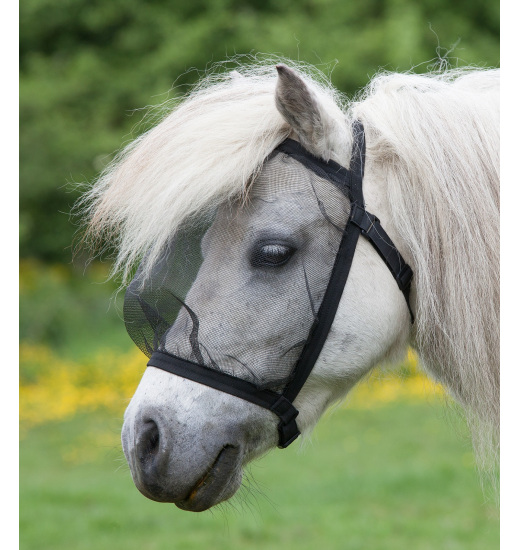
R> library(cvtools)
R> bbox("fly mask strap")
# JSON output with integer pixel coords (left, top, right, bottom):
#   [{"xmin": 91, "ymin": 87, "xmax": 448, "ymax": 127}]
[
  {"xmin": 141, "ymin": 121, "xmax": 414, "ymax": 449},
  {"xmin": 349, "ymin": 204, "xmax": 414, "ymax": 322}
]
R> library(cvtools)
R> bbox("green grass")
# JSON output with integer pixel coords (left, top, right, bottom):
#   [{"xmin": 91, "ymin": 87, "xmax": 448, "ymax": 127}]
[{"xmin": 20, "ymin": 402, "xmax": 498, "ymax": 550}]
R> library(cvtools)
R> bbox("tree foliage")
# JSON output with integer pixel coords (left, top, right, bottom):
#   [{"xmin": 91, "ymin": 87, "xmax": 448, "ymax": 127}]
[{"xmin": 20, "ymin": 0, "xmax": 499, "ymax": 262}]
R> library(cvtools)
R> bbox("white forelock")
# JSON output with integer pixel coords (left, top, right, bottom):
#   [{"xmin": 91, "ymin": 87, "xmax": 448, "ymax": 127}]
[{"xmin": 78, "ymin": 61, "xmax": 350, "ymax": 284}]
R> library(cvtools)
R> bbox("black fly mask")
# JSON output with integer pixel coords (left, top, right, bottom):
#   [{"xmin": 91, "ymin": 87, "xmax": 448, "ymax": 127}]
[{"xmin": 123, "ymin": 122, "xmax": 414, "ymax": 448}]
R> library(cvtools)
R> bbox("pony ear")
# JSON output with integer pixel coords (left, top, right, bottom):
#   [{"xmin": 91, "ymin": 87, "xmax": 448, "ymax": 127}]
[{"xmin": 275, "ymin": 64, "xmax": 336, "ymax": 160}]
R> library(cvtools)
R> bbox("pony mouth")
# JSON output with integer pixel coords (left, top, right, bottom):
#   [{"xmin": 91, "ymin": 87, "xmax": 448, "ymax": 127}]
[{"xmin": 176, "ymin": 444, "xmax": 242, "ymax": 512}]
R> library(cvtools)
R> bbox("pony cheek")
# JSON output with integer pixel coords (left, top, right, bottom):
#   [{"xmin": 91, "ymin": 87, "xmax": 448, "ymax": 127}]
[{"xmin": 294, "ymin": 248, "xmax": 411, "ymax": 430}]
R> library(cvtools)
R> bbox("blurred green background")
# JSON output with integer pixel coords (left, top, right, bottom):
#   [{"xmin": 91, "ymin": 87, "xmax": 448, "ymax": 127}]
[{"xmin": 20, "ymin": 1, "xmax": 499, "ymax": 549}]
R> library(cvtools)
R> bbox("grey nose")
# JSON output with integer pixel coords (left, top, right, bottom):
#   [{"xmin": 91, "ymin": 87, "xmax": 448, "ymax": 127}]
[
  {"xmin": 131, "ymin": 416, "xmax": 175, "ymax": 502},
  {"xmin": 136, "ymin": 418, "xmax": 160, "ymax": 471}
]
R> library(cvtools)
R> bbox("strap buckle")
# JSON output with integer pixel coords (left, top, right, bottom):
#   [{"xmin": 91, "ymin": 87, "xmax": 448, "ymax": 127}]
[
  {"xmin": 349, "ymin": 204, "xmax": 379, "ymax": 236},
  {"xmin": 271, "ymin": 395, "xmax": 300, "ymax": 448}
]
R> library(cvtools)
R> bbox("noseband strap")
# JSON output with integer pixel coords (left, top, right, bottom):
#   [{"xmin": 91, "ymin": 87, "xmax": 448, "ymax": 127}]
[{"xmin": 145, "ymin": 121, "xmax": 414, "ymax": 448}]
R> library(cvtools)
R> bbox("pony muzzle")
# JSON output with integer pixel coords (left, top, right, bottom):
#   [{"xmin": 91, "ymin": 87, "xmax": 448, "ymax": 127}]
[{"xmin": 122, "ymin": 406, "xmax": 244, "ymax": 510}]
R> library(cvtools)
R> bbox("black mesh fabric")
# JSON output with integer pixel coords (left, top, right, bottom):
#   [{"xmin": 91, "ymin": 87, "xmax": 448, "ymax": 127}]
[
  {"xmin": 124, "ymin": 151, "xmax": 351, "ymax": 393},
  {"xmin": 123, "ymin": 126, "xmax": 413, "ymax": 448}
]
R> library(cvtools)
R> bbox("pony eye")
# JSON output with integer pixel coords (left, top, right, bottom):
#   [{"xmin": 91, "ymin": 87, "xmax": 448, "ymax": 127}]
[{"xmin": 251, "ymin": 243, "xmax": 296, "ymax": 268}]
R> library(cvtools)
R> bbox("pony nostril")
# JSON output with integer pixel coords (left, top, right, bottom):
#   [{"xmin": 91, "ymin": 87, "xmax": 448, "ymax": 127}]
[{"xmin": 137, "ymin": 420, "xmax": 161, "ymax": 465}]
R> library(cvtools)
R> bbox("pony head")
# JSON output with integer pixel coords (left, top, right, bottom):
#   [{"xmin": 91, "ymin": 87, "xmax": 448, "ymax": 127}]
[{"xmin": 79, "ymin": 60, "xmax": 499, "ymax": 509}]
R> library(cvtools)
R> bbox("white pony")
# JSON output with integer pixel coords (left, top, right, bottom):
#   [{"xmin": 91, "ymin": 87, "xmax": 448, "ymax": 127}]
[{"xmin": 80, "ymin": 60, "xmax": 499, "ymax": 511}]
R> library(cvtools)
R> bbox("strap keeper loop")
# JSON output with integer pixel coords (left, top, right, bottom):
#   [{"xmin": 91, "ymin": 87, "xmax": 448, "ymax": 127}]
[
  {"xmin": 277, "ymin": 419, "xmax": 300, "ymax": 448},
  {"xmin": 397, "ymin": 265, "xmax": 413, "ymax": 291},
  {"xmin": 270, "ymin": 395, "xmax": 300, "ymax": 448},
  {"xmin": 270, "ymin": 395, "xmax": 299, "ymax": 425}
]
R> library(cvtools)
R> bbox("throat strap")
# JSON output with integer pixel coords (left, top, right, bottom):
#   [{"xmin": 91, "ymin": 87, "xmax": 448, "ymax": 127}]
[{"xmin": 349, "ymin": 204, "xmax": 414, "ymax": 323}]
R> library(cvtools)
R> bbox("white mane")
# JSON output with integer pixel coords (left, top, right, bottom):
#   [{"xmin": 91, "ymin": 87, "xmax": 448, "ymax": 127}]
[
  {"xmin": 352, "ymin": 69, "xmax": 499, "ymax": 475},
  {"xmin": 80, "ymin": 61, "xmax": 499, "ymax": 474}
]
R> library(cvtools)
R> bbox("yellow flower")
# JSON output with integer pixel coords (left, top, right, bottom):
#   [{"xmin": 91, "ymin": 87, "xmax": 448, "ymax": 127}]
[{"xmin": 20, "ymin": 343, "xmax": 146, "ymax": 432}]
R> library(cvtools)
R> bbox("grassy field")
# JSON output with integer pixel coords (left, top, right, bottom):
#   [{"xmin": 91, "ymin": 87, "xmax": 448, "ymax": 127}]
[
  {"xmin": 20, "ymin": 401, "xmax": 498, "ymax": 550},
  {"xmin": 19, "ymin": 263, "xmax": 498, "ymax": 548}
]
